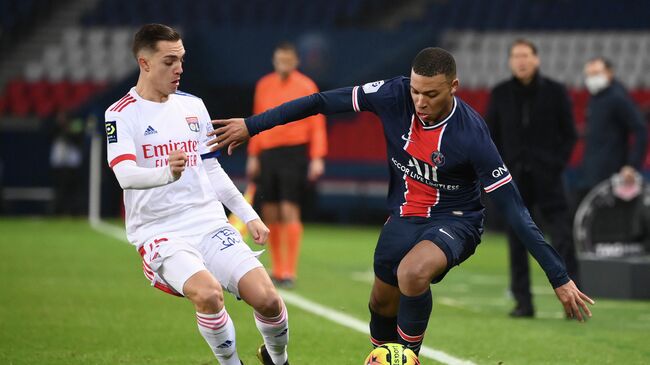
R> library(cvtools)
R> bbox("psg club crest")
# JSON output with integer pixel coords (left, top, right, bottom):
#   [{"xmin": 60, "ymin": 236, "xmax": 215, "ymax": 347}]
[
  {"xmin": 431, "ymin": 150, "xmax": 445, "ymax": 167},
  {"xmin": 186, "ymin": 116, "xmax": 200, "ymax": 132}
]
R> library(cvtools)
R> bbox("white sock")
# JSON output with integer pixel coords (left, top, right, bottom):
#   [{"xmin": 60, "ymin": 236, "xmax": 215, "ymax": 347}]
[
  {"xmin": 196, "ymin": 309, "xmax": 240, "ymax": 365},
  {"xmin": 254, "ymin": 302, "xmax": 289, "ymax": 365}
]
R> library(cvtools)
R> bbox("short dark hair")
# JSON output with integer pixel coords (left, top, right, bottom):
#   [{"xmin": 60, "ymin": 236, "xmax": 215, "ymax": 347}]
[
  {"xmin": 274, "ymin": 41, "xmax": 297, "ymax": 54},
  {"xmin": 132, "ymin": 24, "xmax": 181, "ymax": 59},
  {"xmin": 411, "ymin": 47, "xmax": 456, "ymax": 79},
  {"xmin": 510, "ymin": 39, "xmax": 538, "ymax": 56},
  {"xmin": 588, "ymin": 56, "xmax": 614, "ymax": 71}
]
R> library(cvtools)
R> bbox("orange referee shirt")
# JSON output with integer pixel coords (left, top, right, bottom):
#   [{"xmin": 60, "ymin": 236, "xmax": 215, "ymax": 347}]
[{"xmin": 248, "ymin": 70, "xmax": 327, "ymax": 159}]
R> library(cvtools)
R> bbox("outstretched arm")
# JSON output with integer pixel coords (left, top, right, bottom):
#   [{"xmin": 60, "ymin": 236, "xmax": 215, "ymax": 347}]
[
  {"xmin": 489, "ymin": 182, "xmax": 594, "ymax": 321},
  {"xmin": 207, "ymin": 87, "xmax": 356, "ymax": 154}
]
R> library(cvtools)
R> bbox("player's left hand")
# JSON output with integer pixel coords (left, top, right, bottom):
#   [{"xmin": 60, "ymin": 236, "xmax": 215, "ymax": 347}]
[
  {"xmin": 553, "ymin": 279, "xmax": 595, "ymax": 322},
  {"xmin": 208, "ymin": 118, "xmax": 249, "ymax": 155},
  {"xmin": 246, "ymin": 219, "xmax": 270, "ymax": 245}
]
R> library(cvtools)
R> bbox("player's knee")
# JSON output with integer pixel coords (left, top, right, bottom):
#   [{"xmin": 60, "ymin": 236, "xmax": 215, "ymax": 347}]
[
  {"xmin": 254, "ymin": 290, "xmax": 283, "ymax": 317},
  {"xmin": 397, "ymin": 261, "xmax": 434, "ymax": 295},
  {"xmin": 186, "ymin": 282, "xmax": 224, "ymax": 311}
]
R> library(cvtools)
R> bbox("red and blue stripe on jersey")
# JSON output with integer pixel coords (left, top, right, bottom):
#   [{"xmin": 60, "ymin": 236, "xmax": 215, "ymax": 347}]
[
  {"xmin": 400, "ymin": 115, "xmax": 446, "ymax": 217},
  {"xmin": 351, "ymin": 77, "xmax": 512, "ymax": 219}
]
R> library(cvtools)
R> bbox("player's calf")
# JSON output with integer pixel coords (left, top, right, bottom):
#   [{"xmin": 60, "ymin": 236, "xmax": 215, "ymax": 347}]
[
  {"xmin": 238, "ymin": 267, "xmax": 289, "ymax": 365},
  {"xmin": 397, "ymin": 289, "xmax": 432, "ymax": 355},
  {"xmin": 394, "ymin": 241, "xmax": 445, "ymax": 354},
  {"xmin": 254, "ymin": 299, "xmax": 289, "ymax": 365},
  {"xmin": 368, "ymin": 276, "xmax": 400, "ymax": 347},
  {"xmin": 196, "ymin": 308, "xmax": 241, "ymax": 365}
]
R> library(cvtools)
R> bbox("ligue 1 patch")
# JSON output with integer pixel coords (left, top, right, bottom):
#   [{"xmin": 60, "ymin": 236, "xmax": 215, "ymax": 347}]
[
  {"xmin": 362, "ymin": 80, "xmax": 385, "ymax": 94},
  {"xmin": 105, "ymin": 121, "xmax": 118, "ymax": 143},
  {"xmin": 186, "ymin": 116, "xmax": 199, "ymax": 132},
  {"xmin": 431, "ymin": 150, "xmax": 445, "ymax": 167}
]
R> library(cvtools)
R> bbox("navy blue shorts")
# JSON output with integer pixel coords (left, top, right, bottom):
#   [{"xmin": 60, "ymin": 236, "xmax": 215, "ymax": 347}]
[{"xmin": 373, "ymin": 215, "xmax": 483, "ymax": 286}]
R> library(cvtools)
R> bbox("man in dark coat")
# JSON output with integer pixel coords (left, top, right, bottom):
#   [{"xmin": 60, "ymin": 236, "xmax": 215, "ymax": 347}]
[
  {"xmin": 580, "ymin": 57, "xmax": 647, "ymax": 195},
  {"xmin": 486, "ymin": 39, "xmax": 579, "ymax": 318}
]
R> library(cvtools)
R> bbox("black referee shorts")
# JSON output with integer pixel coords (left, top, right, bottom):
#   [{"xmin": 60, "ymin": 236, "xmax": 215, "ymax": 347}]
[{"xmin": 258, "ymin": 144, "xmax": 309, "ymax": 203}]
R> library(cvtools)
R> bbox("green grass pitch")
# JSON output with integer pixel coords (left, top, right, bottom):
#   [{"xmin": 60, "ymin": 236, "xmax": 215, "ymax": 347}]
[{"xmin": 1, "ymin": 218, "xmax": 649, "ymax": 364}]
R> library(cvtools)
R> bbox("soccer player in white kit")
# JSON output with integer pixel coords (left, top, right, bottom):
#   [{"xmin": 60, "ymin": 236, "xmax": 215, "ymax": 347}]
[{"xmin": 105, "ymin": 24, "xmax": 289, "ymax": 365}]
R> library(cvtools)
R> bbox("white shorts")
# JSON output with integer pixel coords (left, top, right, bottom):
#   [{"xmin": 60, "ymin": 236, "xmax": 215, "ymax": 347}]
[{"xmin": 138, "ymin": 225, "xmax": 263, "ymax": 298}]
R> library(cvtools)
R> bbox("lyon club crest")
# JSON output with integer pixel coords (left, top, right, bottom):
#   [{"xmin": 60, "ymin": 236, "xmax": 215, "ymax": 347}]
[
  {"xmin": 431, "ymin": 150, "xmax": 445, "ymax": 167},
  {"xmin": 186, "ymin": 116, "xmax": 199, "ymax": 132}
]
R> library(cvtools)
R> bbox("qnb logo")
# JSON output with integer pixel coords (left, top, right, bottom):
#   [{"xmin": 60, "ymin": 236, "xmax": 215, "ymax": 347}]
[{"xmin": 491, "ymin": 164, "xmax": 509, "ymax": 178}]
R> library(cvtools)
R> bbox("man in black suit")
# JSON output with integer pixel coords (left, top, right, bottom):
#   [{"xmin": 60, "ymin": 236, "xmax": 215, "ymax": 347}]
[{"xmin": 486, "ymin": 39, "xmax": 579, "ymax": 318}]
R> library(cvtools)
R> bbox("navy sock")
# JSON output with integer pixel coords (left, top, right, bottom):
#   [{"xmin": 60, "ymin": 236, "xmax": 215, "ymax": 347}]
[
  {"xmin": 397, "ymin": 289, "xmax": 432, "ymax": 355},
  {"xmin": 369, "ymin": 305, "xmax": 397, "ymax": 347}
]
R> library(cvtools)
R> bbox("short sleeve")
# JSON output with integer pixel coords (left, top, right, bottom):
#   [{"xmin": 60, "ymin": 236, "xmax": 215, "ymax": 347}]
[
  {"xmin": 105, "ymin": 114, "xmax": 136, "ymax": 168},
  {"xmin": 469, "ymin": 121, "xmax": 512, "ymax": 193},
  {"xmin": 197, "ymin": 100, "xmax": 221, "ymax": 159}
]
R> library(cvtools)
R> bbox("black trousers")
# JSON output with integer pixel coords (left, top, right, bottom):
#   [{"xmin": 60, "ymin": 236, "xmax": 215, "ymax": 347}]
[{"xmin": 507, "ymin": 167, "xmax": 580, "ymax": 308}]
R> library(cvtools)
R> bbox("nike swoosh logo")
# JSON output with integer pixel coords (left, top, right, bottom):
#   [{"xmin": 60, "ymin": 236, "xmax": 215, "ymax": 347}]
[
  {"xmin": 439, "ymin": 228, "xmax": 454, "ymax": 239},
  {"xmin": 401, "ymin": 134, "xmax": 414, "ymax": 143}
]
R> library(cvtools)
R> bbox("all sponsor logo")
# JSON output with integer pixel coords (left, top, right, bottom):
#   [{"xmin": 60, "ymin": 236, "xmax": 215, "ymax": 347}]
[
  {"xmin": 186, "ymin": 116, "xmax": 200, "ymax": 132},
  {"xmin": 105, "ymin": 121, "xmax": 117, "ymax": 143},
  {"xmin": 491, "ymin": 164, "xmax": 509, "ymax": 178},
  {"xmin": 142, "ymin": 139, "xmax": 199, "ymax": 167},
  {"xmin": 431, "ymin": 150, "xmax": 445, "ymax": 167},
  {"xmin": 216, "ymin": 340, "xmax": 233, "ymax": 349},
  {"xmin": 362, "ymin": 80, "xmax": 385, "ymax": 94},
  {"xmin": 391, "ymin": 157, "xmax": 461, "ymax": 191},
  {"xmin": 144, "ymin": 125, "xmax": 157, "ymax": 136}
]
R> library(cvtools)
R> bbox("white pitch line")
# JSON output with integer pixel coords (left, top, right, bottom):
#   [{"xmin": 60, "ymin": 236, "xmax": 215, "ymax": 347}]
[
  {"xmin": 279, "ymin": 290, "xmax": 476, "ymax": 365},
  {"xmin": 90, "ymin": 221, "xmax": 476, "ymax": 365},
  {"xmin": 90, "ymin": 220, "xmax": 129, "ymax": 242}
]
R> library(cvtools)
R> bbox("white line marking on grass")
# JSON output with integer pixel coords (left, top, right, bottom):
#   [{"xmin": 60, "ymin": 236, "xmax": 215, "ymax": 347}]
[
  {"xmin": 279, "ymin": 290, "xmax": 477, "ymax": 365},
  {"xmin": 90, "ymin": 221, "xmax": 476, "ymax": 365},
  {"xmin": 90, "ymin": 220, "xmax": 129, "ymax": 243}
]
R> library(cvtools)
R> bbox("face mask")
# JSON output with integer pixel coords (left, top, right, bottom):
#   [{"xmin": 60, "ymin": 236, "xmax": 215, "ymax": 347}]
[{"xmin": 585, "ymin": 74, "xmax": 610, "ymax": 94}]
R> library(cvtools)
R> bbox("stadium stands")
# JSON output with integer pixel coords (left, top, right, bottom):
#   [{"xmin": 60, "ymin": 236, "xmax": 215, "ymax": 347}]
[
  {"xmin": 81, "ymin": 0, "xmax": 377, "ymax": 29},
  {"xmin": 446, "ymin": 31, "xmax": 650, "ymax": 89},
  {"xmin": 0, "ymin": 26, "xmax": 134, "ymax": 118},
  {"xmin": 0, "ymin": 0, "xmax": 53, "ymax": 42},
  {"xmin": 1, "ymin": 0, "xmax": 649, "ymax": 219}
]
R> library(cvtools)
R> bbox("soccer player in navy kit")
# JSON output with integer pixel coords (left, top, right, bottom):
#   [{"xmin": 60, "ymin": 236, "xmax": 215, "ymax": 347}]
[{"xmin": 208, "ymin": 48, "xmax": 594, "ymax": 354}]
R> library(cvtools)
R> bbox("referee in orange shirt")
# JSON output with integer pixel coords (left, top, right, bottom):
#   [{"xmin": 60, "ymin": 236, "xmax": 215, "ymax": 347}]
[{"xmin": 247, "ymin": 42, "xmax": 327, "ymax": 288}]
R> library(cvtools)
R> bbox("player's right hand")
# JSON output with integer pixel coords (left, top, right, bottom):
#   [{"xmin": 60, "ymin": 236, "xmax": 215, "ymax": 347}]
[
  {"xmin": 168, "ymin": 149, "xmax": 188, "ymax": 180},
  {"xmin": 208, "ymin": 118, "xmax": 249, "ymax": 155},
  {"xmin": 246, "ymin": 219, "xmax": 270, "ymax": 245},
  {"xmin": 553, "ymin": 279, "xmax": 595, "ymax": 322}
]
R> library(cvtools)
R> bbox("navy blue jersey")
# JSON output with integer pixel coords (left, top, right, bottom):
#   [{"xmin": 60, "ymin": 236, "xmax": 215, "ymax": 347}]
[
  {"xmin": 244, "ymin": 76, "xmax": 570, "ymax": 288},
  {"xmin": 351, "ymin": 77, "xmax": 511, "ymax": 218}
]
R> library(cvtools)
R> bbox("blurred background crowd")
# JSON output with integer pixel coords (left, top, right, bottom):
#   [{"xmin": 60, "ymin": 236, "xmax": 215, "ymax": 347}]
[{"xmin": 1, "ymin": 0, "xmax": 649, "ymax": 260}]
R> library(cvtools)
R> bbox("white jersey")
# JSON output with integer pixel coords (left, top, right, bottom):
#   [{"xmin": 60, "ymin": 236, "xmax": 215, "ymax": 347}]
[{"xmin": 105, "ymin": 87, "xmax": 227, "ymax": 247}]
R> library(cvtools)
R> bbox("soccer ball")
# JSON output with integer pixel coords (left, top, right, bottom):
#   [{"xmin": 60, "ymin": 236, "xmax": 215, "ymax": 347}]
[{"xmin": 364, "ymin": 343, "xmax": 420, "ymax": 365}]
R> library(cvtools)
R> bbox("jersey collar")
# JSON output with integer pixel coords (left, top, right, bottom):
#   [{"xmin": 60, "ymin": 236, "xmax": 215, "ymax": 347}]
[{"xmin": 416, "ymin": 96, "xmax": 457, "ymax": 130}]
